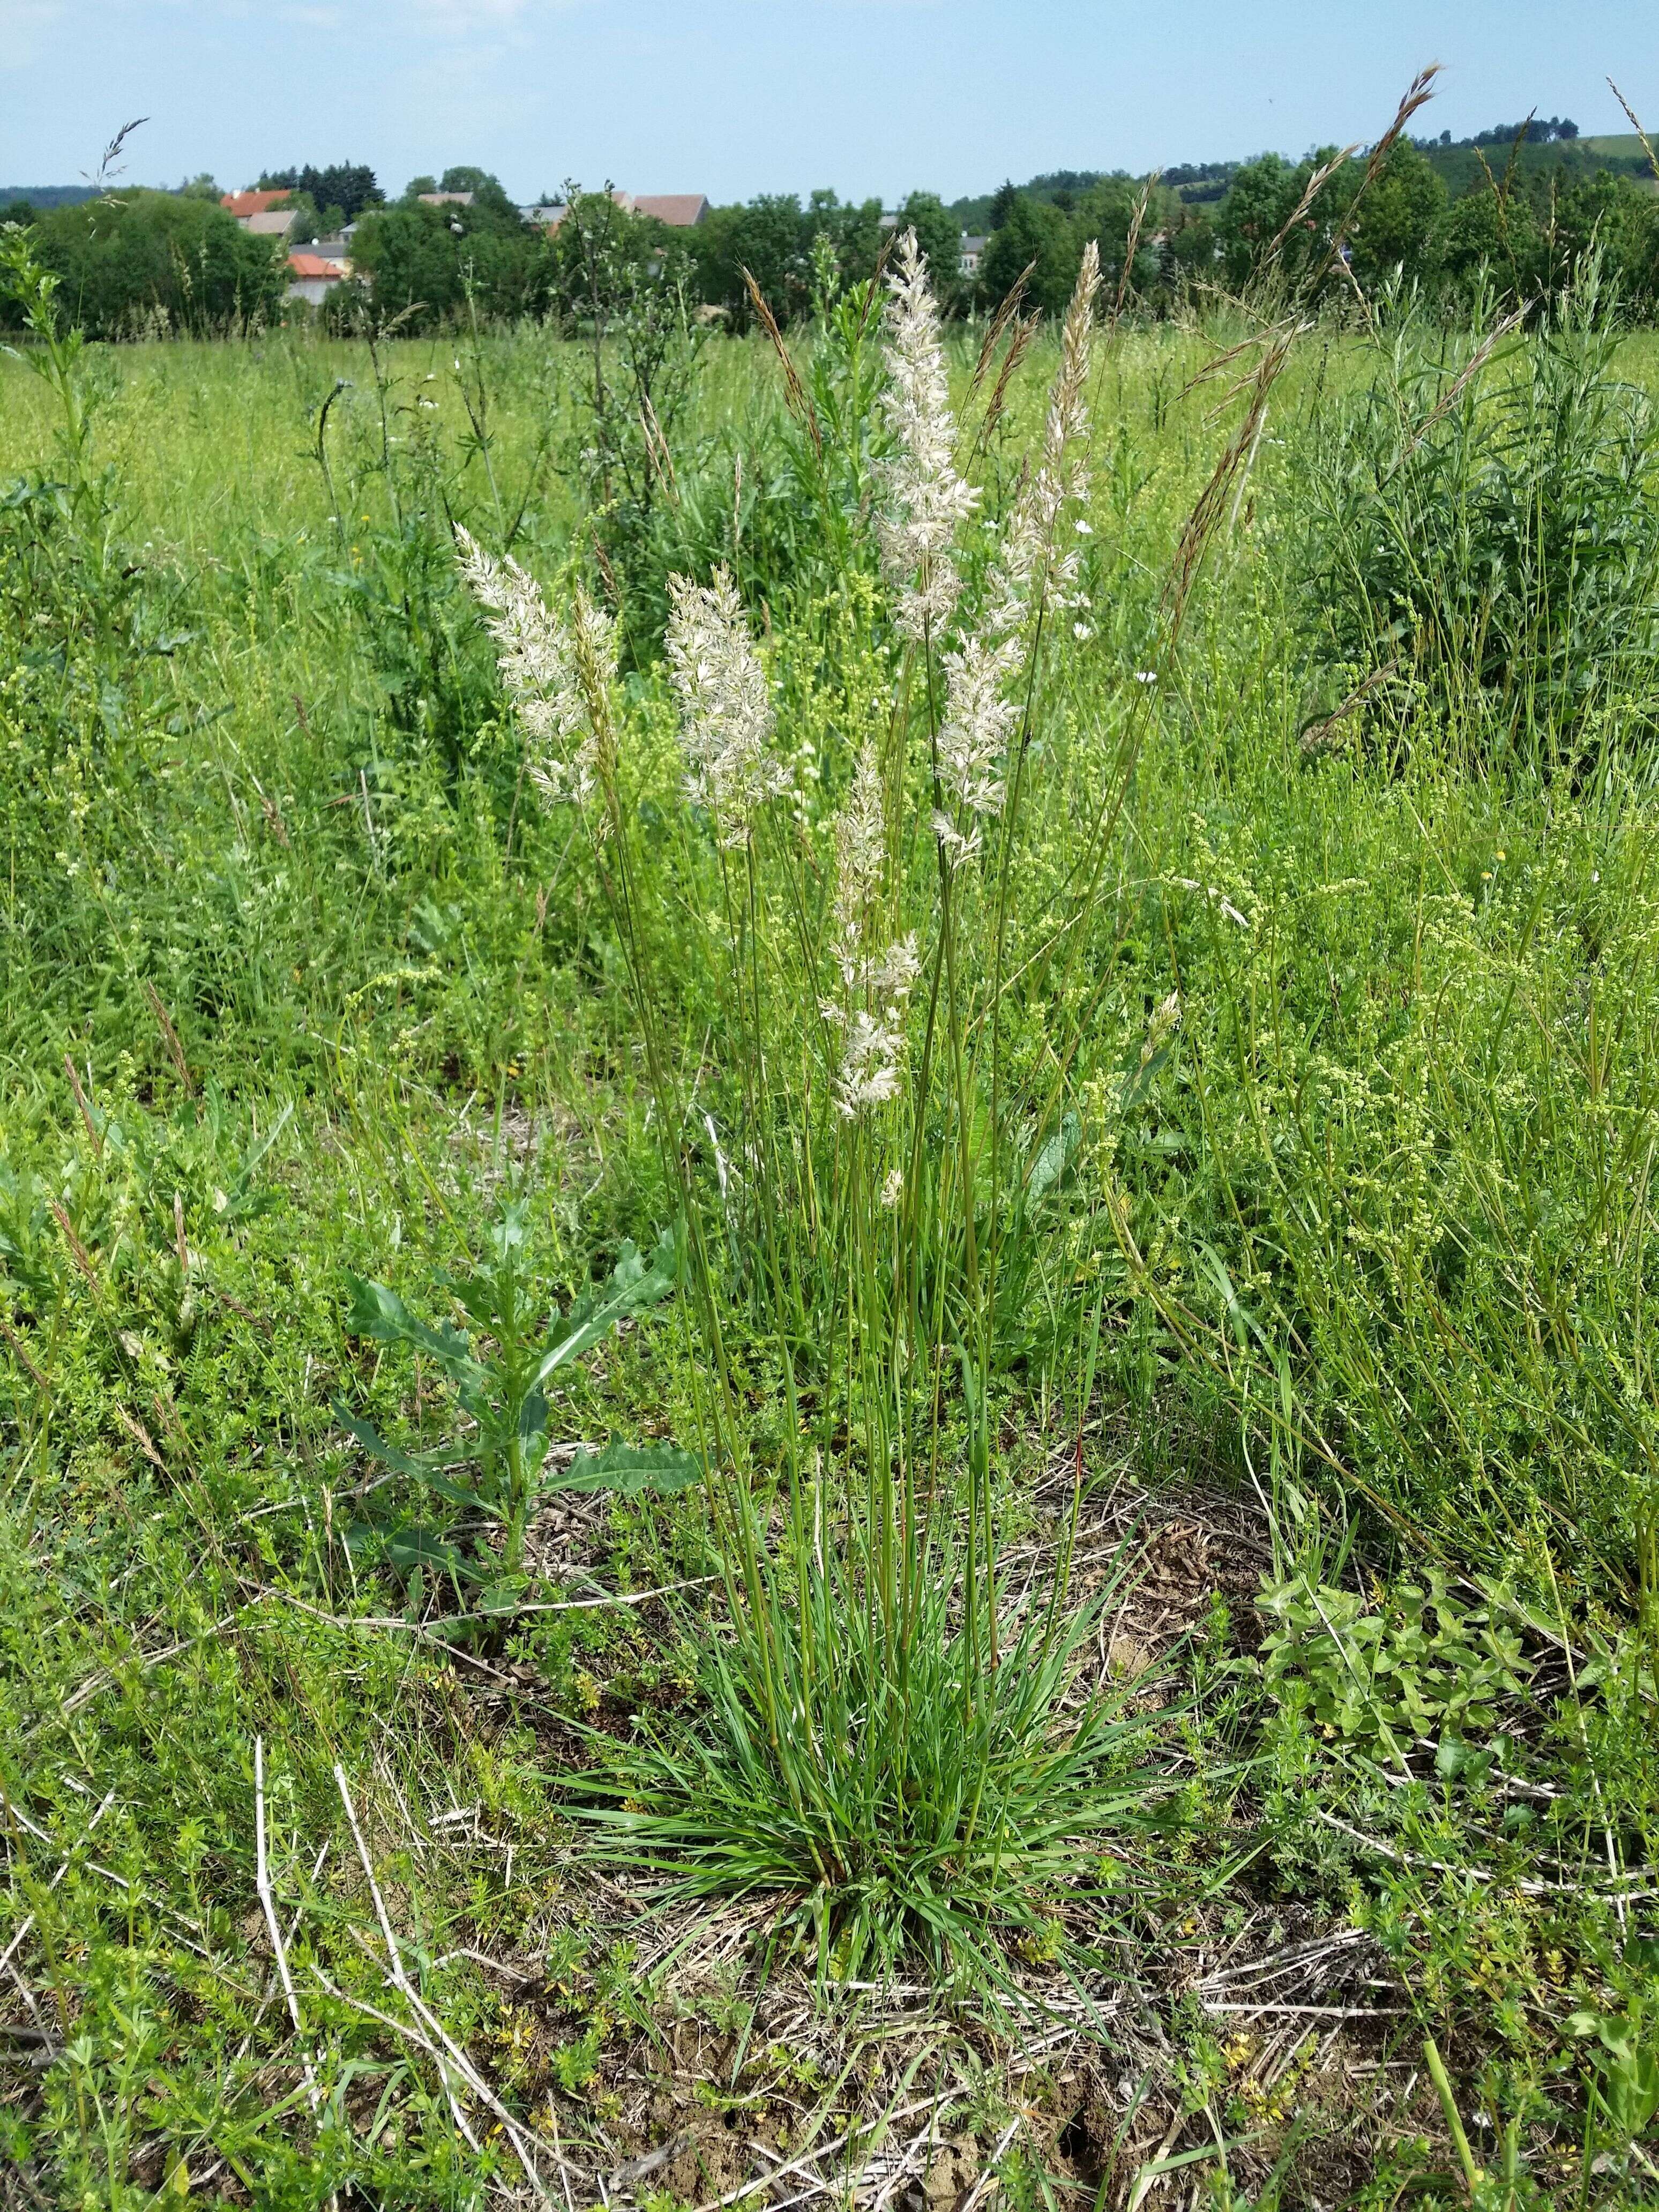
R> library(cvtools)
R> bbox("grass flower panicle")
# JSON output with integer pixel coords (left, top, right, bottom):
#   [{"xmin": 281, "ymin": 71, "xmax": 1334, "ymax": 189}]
[
  {"xmin": 824, "ymin": 742, "xmax": 918, "ymax": 1115},
  {"xmin": 922, "ymin": 246, "xmax": 1101, "ymax": 865},
  {"xmin": 877, "ymin": 228, "xmax": 978, "ymax": 641},
  {"xmin": 936, "ymin": 629, "xmax": 1021, "ymax": 841},
  {"xmin": 454, "ymin": 525, "xmax": 610, "ymax": 808},
  {"xmin": 987, "ymin": 241, "xmax": 1101, "ymax": 638},
  {"xmin": 829, "ymin": 739, "xmax": 888, "ymax": 981},
  {"xmin": 666, "ymin": 566, "xmax": 789, "ymax": 848}
]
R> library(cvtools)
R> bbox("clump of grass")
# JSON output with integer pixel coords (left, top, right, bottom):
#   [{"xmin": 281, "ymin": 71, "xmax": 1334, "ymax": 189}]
[
  {"xmin": 451, "ymin": 233, "xmax": 1193, "ymax": 1982},
  {"xmin": 586, "ymin": 1542, "xmax": 1180, "ymax": 1982},
  {"xmin": 1295, "ymin": 259, "xmax": 1659, "ymax": 754}
]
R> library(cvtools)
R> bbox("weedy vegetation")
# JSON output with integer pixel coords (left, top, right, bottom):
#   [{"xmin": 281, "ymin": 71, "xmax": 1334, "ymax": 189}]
[{"xmin": 1, "ymin": 78, "xmax": 1657, "ymax": 2212}]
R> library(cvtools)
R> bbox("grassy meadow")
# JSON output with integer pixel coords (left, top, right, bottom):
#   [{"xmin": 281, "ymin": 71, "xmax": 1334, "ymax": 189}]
[{"xmin": 2, "ymin": 251, "xmax": 1658, "ymax": 2211}]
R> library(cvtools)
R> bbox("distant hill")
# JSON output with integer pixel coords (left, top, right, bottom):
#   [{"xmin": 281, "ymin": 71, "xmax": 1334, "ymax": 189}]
[
  {"xmin": 1417, "ymin": 133, "xmax": 1653, "ymax": 197},
  {"xmin": 0, "ymin": 185, "xmax": 102, "ymax": 211},
  {"xmin": 941, "ymin": 122, "xmax": 1655, "ymax": 241}
]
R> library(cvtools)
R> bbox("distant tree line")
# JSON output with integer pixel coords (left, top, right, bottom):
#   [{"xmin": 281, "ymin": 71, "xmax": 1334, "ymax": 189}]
[
  {"xmin": 0, "ymin": 190, "xmax": 286, "ymax": 335},
  {"xmin": 6, "ymin": 131, "xmax": 1659, "ymax": 342},
  {"xmin": 256, "ymin": 162, "xmax": 384, "ymax": 228},
  {"xmin": 1434, "ymin": 115, "xmax": 1581, "ymax": 148}
]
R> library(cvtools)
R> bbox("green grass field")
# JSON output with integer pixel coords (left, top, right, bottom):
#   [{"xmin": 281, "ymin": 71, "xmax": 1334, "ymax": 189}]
[{"xmin": 2, "ymin": 276, "xmax": 1657, "ymax": 2210}]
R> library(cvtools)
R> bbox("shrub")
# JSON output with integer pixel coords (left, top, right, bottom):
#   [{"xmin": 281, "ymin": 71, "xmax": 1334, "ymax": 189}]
[
  {"xmin": 3, "ymin": 190, "xmax": 286, "ymax": 338},
  {"xmin": 1293, "ymin": 265, "xmax": 1659, "ymax": 748}
]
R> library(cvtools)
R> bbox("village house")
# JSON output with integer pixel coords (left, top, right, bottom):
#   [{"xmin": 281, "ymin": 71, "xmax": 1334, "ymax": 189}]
[
  {"xmin": 959, "ymin": 233, "xmax": 988, "ymax": 278},
  {"xmin": 221, "ymin": 189, "xmax": 297, "ymax": 231},
  {"xmin": 285, "ymin": 249, "xmax": 351, "ymax": 307},
  {"xmin": 527, "ymin": 191, "xmax": 709, "ymax": 232}
]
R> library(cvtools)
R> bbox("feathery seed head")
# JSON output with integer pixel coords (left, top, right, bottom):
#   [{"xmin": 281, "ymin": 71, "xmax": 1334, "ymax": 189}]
[
  {"xmin": 937, "ymin": 629, "xmax": 1022, "ymax": 832},
  {"xmin": 831, "ymin": 739, "xmax": 887, "ymax": 972},
  {"xmin": 666, "ymin": 567, "xmax": 788, "ymax": 849},
  {"xmin": 877, "ymin": 229, "xmax": 977, "ymax": 640},
  {"xmin": 454, "ymin": 525, "xmax": 608, "ymax": 810},
  {"xmin": 986, "ymin": 241, "xmax": 1100, "ymax": 638},
  {"xmin": 826, "ymin": 744, "xmax": 916, "ymax": 1116}
]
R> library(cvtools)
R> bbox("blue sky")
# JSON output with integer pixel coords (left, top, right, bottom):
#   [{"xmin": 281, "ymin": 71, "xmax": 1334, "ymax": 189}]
[{"xmin": 5, "ymin": 1, "xmax": 1657, "ymax": 206}]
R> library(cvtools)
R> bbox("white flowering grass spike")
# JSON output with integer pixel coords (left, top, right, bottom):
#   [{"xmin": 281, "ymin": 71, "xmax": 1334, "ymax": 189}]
[
  {"xmin": 877, "ymin": 229, "xmax": 977, "ymax": 641},
  {"xmin": 666, "ymin": 567, "xmax": 788, "ymax": 849},
  {"xmin": 454, "ymin": 525, "xmax": 603, "ymax": 808},
  {"xmin": 937, "ymin": 628, "xmax": 1021, "ymax": 831},
  {"xmin": 922, "ymin": 243, "xmax": 1102, "ymax": 861},
  {"xmin": 826, "ymin": 743, "xmax": 917, "ymax": 1117},
  {"xmin": 831, "ymin": 741, "xmax": 887, "ymax": 984},
  {"xmin": 988, "ymin": 241, "xmax": 1101, "ymax": 638}
]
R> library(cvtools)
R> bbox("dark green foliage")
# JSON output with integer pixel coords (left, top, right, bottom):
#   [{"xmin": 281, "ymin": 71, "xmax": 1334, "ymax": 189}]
[
  {"xmin": 347, "ymin": 194, "xmax": 554, "ymax": 331},
  {"xmin": 1, "ymin": 190, "xmax": 286, "ymax": 338},
  {"xmin": 257, "ymin": 162, "xmax": 384, "ymax": 225},
  {"xmin": 979, "ymin": 191, "xmax": 1079, "ymax": 315},
  {"xmin": 1294, "ymin": 273, "xmax": 1659, "ymax": 738},
  {"xmin": 693, "ymin": 191, "xmax": 809, "ymax": 325}
]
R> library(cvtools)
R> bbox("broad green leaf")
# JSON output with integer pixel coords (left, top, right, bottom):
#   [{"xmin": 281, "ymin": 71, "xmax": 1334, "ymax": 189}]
[
  {"xmin": 343, "ymin": 1522, "xmax": 485, "ymax": 1581},
  {"xmin": 1027, "ymin": 1112, "xmax": 1082, "ymax": 1204},
  {"xmin": 555, "ymin": 1437, "xmax": 704, "ymax": 1496},
  {"xmin": 344, "ymin": 1275, "xmax": 487, "ymax": 1392},
  {"xmin": 333, "ymin": 1403, "xmax": 493, "ymax": 1516},
  {"xmin": 532, "ymin": 1226, "xmax": 679, "ymax": 1388},
  {"xmin": 1121, "ymin": 1045, "xmax": 1172, "ymax": 1110}
]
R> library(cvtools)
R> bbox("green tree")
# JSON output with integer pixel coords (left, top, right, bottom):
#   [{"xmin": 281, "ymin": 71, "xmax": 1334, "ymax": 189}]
[
  {"xmin": 11, "ymin": 190, "xmax": 285, "ymax": 338},
  {"xmin": 348, "ymin": 203, "xmax": 466, "ymax": 323},
  {"xmin": 1164, "ymin": 206, "xmax": 1218, "ymax": 289},
  {"xmin": 1075, "ymin": 175, "xmax": 1160, "ymax": 297},
  {"xmin": 1347, "ymin": 141, "xmax": 1446, "ymax": 290},
  {"xmin": 694, "ymin": 193, "xmax": 804, "ymax": 325},
  {"xmin": 258, "ymin": 162, "xmax": 382, "ymax": 223},
  {"xmin": 438, "ymin": 166, "xmax": 521, "ymax": 224},
  {"xmin": 1216, "ymin": 152, "xmax": 1306, "ymax": 289},
  {"xmin": 988, "ymin": 178, "xmax": 1019, "ymax": 230},
  {"xmin": 897, "ymin": 191, "xmax": 962, "ymax": 309},
  {"xmin": 980, "ymin": 191, "xmax": 1077, "ymax": 315},
  {"xmin": 804, "ymin": 190, "xmax": 886, "ymax": 292},
  {"xmin": 1430, "ymin": 184, "xmax": 1542, "ymax": 301},
  {"xmin": 350, "ymin": 183, "xmax": 551, "ymax": 330}
]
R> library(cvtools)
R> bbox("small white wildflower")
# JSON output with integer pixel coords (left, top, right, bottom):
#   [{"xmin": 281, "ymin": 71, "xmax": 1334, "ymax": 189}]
[
  {"xmin": 880, "ymin": 1167, "xmax": 904, "ymax": 1208},
  {"xmin": 666, "ymin": 567, "xmax": 788, "ymax": 848},
  {"xmin": 1073, "ymin": 622, "xmax": 1094, "ymax": 643},
  {"xmin": 1074, "ymin": 518, "xmax": 1094, "ymax": 536},
  {"xmin": 877, "ymin": 228, "xmax": 977, "ymax": 640}
]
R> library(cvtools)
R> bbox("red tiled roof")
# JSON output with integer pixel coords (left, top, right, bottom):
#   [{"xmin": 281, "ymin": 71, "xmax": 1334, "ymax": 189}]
[
  {"xmin": 627, "ymin": 193, "xmax": 709, "ymax": 227},
  {"xmin": 540, "ymin": 191, "xmax": 710, "ymax": 232},
  {"xmin": 222, "ymin": 189, "xmax": 292, "ymax": 219},
  {"xmin": 287, "ymin": 252, "xmax": 348, "ymax": 279}
]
